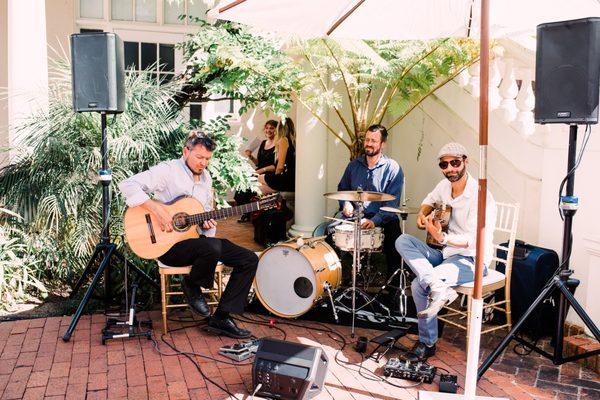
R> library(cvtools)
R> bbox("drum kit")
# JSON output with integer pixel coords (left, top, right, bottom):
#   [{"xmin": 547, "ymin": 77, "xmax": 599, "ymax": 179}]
[{"xmin": 253, "ymin": 188, "xmax": 420, "ymax": 335}]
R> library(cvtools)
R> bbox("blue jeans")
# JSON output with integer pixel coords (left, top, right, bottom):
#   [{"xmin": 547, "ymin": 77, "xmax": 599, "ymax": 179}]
[{"xmin": 395, "ymin": 234, "xmax": 486, "ymax": 346}]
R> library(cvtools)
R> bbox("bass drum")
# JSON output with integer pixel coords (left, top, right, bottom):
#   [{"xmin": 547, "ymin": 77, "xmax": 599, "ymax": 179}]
[{"xmin": 254, "ymin": 240, "xmax": 341, "ymax": 318}]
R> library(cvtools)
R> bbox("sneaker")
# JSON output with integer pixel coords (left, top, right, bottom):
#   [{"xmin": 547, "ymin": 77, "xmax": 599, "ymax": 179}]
[{"xmin": 417, "ymin": 287, "xmax": 458, "ymax": 318}]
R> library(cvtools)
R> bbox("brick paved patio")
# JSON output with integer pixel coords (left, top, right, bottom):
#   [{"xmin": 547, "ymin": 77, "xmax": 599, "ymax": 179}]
[
  {"xmin": 0, "ymin": 310, "xmax": 598, "ymax": 400},
  {"xmin": 1, "ymin": 219, "xmax": 598, "ymax": 399}
]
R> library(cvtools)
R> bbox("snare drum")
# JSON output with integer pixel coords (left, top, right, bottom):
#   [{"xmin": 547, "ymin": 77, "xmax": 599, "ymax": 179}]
[
  {"xmin": 254, "ymin": 239, "xmax": 342, "ymax": 318},
  {"xmin": 333, "ymin": 224, "xmax": 384, "ymax": 252}
]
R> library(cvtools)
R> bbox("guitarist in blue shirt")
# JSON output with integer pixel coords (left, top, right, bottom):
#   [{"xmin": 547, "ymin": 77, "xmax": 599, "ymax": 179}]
[
  {"xmin": 337, "ymin": 125, "xmax": 404, "ymax": 279},
  {"xmin": 119, "ymin": 131, "xmax": 258, "ymax": 339}
]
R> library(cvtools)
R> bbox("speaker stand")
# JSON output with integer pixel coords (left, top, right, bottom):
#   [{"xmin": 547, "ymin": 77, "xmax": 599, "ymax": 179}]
[
  {"xmin": 477, "ymin": 124, "xmax": 600, "ymax": 378},
  {"xmin": 62, "ymin": 113, "xmax": 158, "ymax": 342}
]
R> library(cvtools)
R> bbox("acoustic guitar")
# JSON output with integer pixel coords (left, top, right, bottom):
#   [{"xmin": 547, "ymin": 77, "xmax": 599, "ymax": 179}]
[
  {"xmin": 424, "ymin": 203, "xmax": 452, "ymax": 249},
  {"xmin": 123, "ymin": 194, "xmax": 280, "ymax": 259}
]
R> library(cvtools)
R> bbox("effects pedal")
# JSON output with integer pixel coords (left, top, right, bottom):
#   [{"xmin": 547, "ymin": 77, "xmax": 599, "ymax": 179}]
[
  {"xmin": 383, "ymin": 358, "xmax": 437, "ymax": 383},
  {"xmin": 219, "ymin": 339, "xmax": 260, "ymax": 362},
  {"xmin": 439, "ymin": 374, "xmax": 458, "ymax": 393}
]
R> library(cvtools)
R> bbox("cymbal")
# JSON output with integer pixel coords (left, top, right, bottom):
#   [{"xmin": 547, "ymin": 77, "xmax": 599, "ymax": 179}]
[
  {"xmin": 323, "ymin": 190, "xmax": 396, "ymax": 202},
  {"xmin": 380, "ymin": 206, "xmax": 420, "ymax": 215}
]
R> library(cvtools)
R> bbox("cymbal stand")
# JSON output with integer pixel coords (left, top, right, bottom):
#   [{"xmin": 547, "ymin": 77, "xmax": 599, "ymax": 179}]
[{"xmin": 350, "ymin": 199, "xmax": 366, "ymax": 337}]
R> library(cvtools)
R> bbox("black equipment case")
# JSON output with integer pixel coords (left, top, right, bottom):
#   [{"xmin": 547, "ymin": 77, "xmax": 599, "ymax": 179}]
[{"xmin": 495, "ymin": 240, "xmax": 563, "ymax": 338}]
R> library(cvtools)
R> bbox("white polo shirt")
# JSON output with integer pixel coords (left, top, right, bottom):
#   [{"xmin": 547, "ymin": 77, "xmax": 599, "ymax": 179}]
[{"xmin": 422, "ymin": 173, "xmax": 496, "ymax": 266}]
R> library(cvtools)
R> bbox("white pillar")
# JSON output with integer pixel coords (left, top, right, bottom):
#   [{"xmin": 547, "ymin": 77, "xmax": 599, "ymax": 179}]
[
  {"xmin": 288, "ymin": 103, "xmax": 329, "ymax": 237},
  {"xmin": 7, "ymin": 0, "xmax": 48, "ymax": 153}
]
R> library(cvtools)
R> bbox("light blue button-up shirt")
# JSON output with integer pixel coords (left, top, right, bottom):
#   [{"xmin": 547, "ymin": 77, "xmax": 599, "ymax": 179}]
[{"xmin": 118, "ymin": 157, "xmax": 216, "ymax": 237}]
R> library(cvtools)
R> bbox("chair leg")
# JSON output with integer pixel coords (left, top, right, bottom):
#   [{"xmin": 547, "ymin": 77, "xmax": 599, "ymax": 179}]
[
  {"xmin": 506, "ymin": 286, "xmax": 512, "ymax": 330},
  {"xmin": 217, "ymin": 270, "xmax": 223, "ymax": 299},
  {"xmin": 160, "ymin": 273, "xmax": 168, "ymax": 335}
]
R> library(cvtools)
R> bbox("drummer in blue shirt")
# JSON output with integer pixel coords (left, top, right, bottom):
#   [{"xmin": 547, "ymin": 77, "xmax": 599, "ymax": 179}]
[{"xmin": 337, "ymin": 124, "xmax": 404, "ymax": 279}]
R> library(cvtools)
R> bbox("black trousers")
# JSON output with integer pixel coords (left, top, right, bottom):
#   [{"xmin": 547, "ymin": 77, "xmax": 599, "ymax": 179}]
[
  {"xmin": 158, "ymin": 237, "xmax": 258, "ymax": 315},
  {"xmin": 381, "ymin": 219, "xmax": 402, "ymax": 279}
]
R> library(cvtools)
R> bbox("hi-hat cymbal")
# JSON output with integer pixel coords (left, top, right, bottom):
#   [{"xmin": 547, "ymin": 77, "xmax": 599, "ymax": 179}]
[
  {"xmin": 323, "ymin": 191, "xmax": 396, "ymax": 202},
  {"xmin": 380, "ymin": 206, "xmax": 420, "ymax": 215}
]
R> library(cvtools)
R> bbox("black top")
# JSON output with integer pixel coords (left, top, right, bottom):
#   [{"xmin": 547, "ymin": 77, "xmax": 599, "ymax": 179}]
[{"xmin": 257, "ymin": 140, "xmax": 276, "ymax": 170}]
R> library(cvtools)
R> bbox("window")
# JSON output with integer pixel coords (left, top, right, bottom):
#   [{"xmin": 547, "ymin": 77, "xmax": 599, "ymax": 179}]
[
  {"xmin": 164, "ymin": 0, "xmax": 207, "ymax": 25},
  {"xmin": 124, "ymin": 41, "xmax": 175, "ymax": 83},
  {"xmin": 111, "ymin": 0, "xmax": 157, "ymax": 22},
  {"xmin": 80, "ymin": 0, "xmax": 103, "ymax": 19}
]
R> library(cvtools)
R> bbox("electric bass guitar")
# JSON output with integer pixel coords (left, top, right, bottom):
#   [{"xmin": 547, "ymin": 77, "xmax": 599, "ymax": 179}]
[{"xmin": 123, "ymin": 194, "xmax": 280, "ymax": 259}]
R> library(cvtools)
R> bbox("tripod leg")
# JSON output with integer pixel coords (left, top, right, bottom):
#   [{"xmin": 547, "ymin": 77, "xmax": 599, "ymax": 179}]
[
  {"xmin": 70, "ymin": 245, "xmax": 103, "ymax": 299},
  {"xmin": 113, "ymin": 251, "xmax": 159, "ymax": 290},
  {"xmin": 63, "ymin": 245, "xmax": 116, "ymax": 342},
  {"xmin": 477, "ymin": 278, "xmax": 558, "ymax": 379},
  {"xmin": 557, "ymin": 281, "xmax": 600, "ymax": 340}
]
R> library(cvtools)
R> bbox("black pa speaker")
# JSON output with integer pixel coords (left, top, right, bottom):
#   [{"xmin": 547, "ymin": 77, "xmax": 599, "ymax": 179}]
[
  {"xmin": 70, "ymin": 32, "xmax": 125, "ymax": 113},
  {"xmin": 252, "ymin": 338, "xmax": 328, "ymax": 400},
  {"xmin": 535, "ymin": 17, "xmax": 600, "ymax": 124}
]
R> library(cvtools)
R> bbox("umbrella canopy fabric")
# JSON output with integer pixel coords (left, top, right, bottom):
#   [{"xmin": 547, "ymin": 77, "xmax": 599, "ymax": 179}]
[{"xmin": 209, "ymin": 0, "xmax": 600, "ymax": 40}]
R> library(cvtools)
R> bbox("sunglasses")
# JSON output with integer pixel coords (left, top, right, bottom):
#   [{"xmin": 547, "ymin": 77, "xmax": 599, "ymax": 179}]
[
  {"xmin": 439, "ymin": 159, "xmax": 463, "ymax": 169},
  {"xmin": 187, "ymin": 130, "xmax": 216, "ymax": 151}
]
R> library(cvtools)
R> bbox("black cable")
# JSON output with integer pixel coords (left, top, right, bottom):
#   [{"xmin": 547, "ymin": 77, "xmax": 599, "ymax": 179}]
[
  {"xmin": 436, "ymin": 366, "xmax": 451, "ymax": 375},
  {"xmin": 232, "ymin": 314, "xmax": 288, "ymax": 341},
  {"xmin": 557, "ymin": 124, "xmax": 592, "ymax": 221},
  {"xmin": 155, "ymin": 334, "xmax": 243, "ymax": 399}
]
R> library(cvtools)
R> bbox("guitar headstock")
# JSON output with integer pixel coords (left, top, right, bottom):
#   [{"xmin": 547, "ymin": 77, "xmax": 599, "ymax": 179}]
[{"xmin": 258, "ymin": 193, "xmax": 282, "ymax": 211}]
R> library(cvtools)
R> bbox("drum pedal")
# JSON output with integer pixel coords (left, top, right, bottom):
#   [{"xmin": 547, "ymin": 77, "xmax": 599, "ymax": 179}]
[
  {"xmin": 368, "ymin": 328, "xmax": 408, "ymax": 361},
  {"xmin": 219, "ymin": 339, "xmax": 260, "ymax": 362}
]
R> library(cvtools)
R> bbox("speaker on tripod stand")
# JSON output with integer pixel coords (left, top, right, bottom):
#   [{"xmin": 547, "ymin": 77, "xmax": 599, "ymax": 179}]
[
  {"xmin": 62, "ymin": 32, "xmax": 158, "ymax": 342},
  {"xmin": 479, "ymin": 17, "xmax": 600, "ymax": 378}
]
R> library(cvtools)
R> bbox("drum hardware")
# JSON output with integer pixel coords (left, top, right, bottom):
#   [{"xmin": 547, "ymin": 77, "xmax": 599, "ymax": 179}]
[
  {"xmin": 324, "ymin": 189, "xmax": 396, "ymax": 337},
  {"xmin": 381, "ymin": 181, "xmax": 419, "ymax": 324},
  {"xmin": 323, "ymin": 282, "xmax": 339, "ymax": 323}
]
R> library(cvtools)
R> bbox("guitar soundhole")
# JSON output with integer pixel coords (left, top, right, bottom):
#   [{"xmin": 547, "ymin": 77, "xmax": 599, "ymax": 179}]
[{"xmin": 172, "ymin": 212, "xmax": 190, "ymax": 232}]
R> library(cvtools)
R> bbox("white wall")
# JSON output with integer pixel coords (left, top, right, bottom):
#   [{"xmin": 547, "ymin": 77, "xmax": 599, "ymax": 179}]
[{"xmin": 0, "ymin": 0, "xmax": 8, "ymax": 167}]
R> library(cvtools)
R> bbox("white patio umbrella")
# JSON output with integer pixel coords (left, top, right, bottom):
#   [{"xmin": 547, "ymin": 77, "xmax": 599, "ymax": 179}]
[{"xmin": 208, "ymin": 1, "xmax": 600, "ymax": 399}]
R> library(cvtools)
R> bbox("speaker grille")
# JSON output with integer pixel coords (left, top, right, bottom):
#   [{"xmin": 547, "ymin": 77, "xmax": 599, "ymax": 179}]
[{"xmin": 70, "ymin": 33, "xmax": 125, "ymax": 113}]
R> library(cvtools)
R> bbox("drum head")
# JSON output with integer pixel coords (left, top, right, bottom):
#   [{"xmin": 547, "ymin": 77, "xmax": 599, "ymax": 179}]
[{"xmin": 255, "ymin": 246, "xmax": 317, "ymax": 317}]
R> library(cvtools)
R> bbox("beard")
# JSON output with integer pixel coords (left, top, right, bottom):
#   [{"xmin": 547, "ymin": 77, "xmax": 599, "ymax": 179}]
[
  {"xmin": 444, "ymin": 164, "xmax": 466, "ymax": 182},
  {"xmin": 364, "ymin": 146, "xmax": 381, "ymax": 157}
]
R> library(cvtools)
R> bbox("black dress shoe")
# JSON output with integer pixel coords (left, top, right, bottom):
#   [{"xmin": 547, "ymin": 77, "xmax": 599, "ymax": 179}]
[
  {"xmin": 181, "ymin": 277, "xmax": 210, "ymax": 317},
  {"xmin": 403, "ymin": 342, "xmax": 436, "ymax": 362},
  {"xmin": 206, "ymin": 316, "xmax": 252, "ymax": 339}
]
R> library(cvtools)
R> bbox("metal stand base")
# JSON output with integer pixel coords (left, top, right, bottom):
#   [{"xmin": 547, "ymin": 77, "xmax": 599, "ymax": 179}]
[
  {"xmin": 63, "ymin": 243, "xmax": 158, "ymax": 342},
  {"xmin": 102, "ymin": 284, "xmax": 153, "ymax": 345}
]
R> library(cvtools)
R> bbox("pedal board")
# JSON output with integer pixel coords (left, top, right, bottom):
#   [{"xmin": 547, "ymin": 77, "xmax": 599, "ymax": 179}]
[
  {"xmin": 218, "ymin": 339, "xmax": 260, "ymax": 362},
  {"xmin": 383, "ymin": 358, "xmax": 437, "ymax": 383}
]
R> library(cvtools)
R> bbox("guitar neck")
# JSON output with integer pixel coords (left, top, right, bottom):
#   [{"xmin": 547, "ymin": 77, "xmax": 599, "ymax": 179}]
[{"xmin": 186, "ymin": 201, "xmax": 262, "ymax": 225}]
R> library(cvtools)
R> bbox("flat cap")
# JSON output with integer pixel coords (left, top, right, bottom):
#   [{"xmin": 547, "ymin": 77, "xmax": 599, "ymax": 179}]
[{"xmin": 438, "ymin": 142, "xmax": 468, "ymax": 159}]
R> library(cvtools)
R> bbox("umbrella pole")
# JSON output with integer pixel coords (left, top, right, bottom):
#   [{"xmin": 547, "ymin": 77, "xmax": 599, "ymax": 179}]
[{"xmin": 464, "ymin": 0, "xmax": 490, "ymax": 397}]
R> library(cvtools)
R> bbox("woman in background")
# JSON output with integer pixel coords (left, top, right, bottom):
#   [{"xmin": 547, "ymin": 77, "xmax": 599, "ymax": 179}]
[
  {"xmin": 235, "ymin": 120, "xmax": 278, "ymax": 222},
  {"xmin": 258, "ymin": 117, "xmax": 296, "ymax": 194}
]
